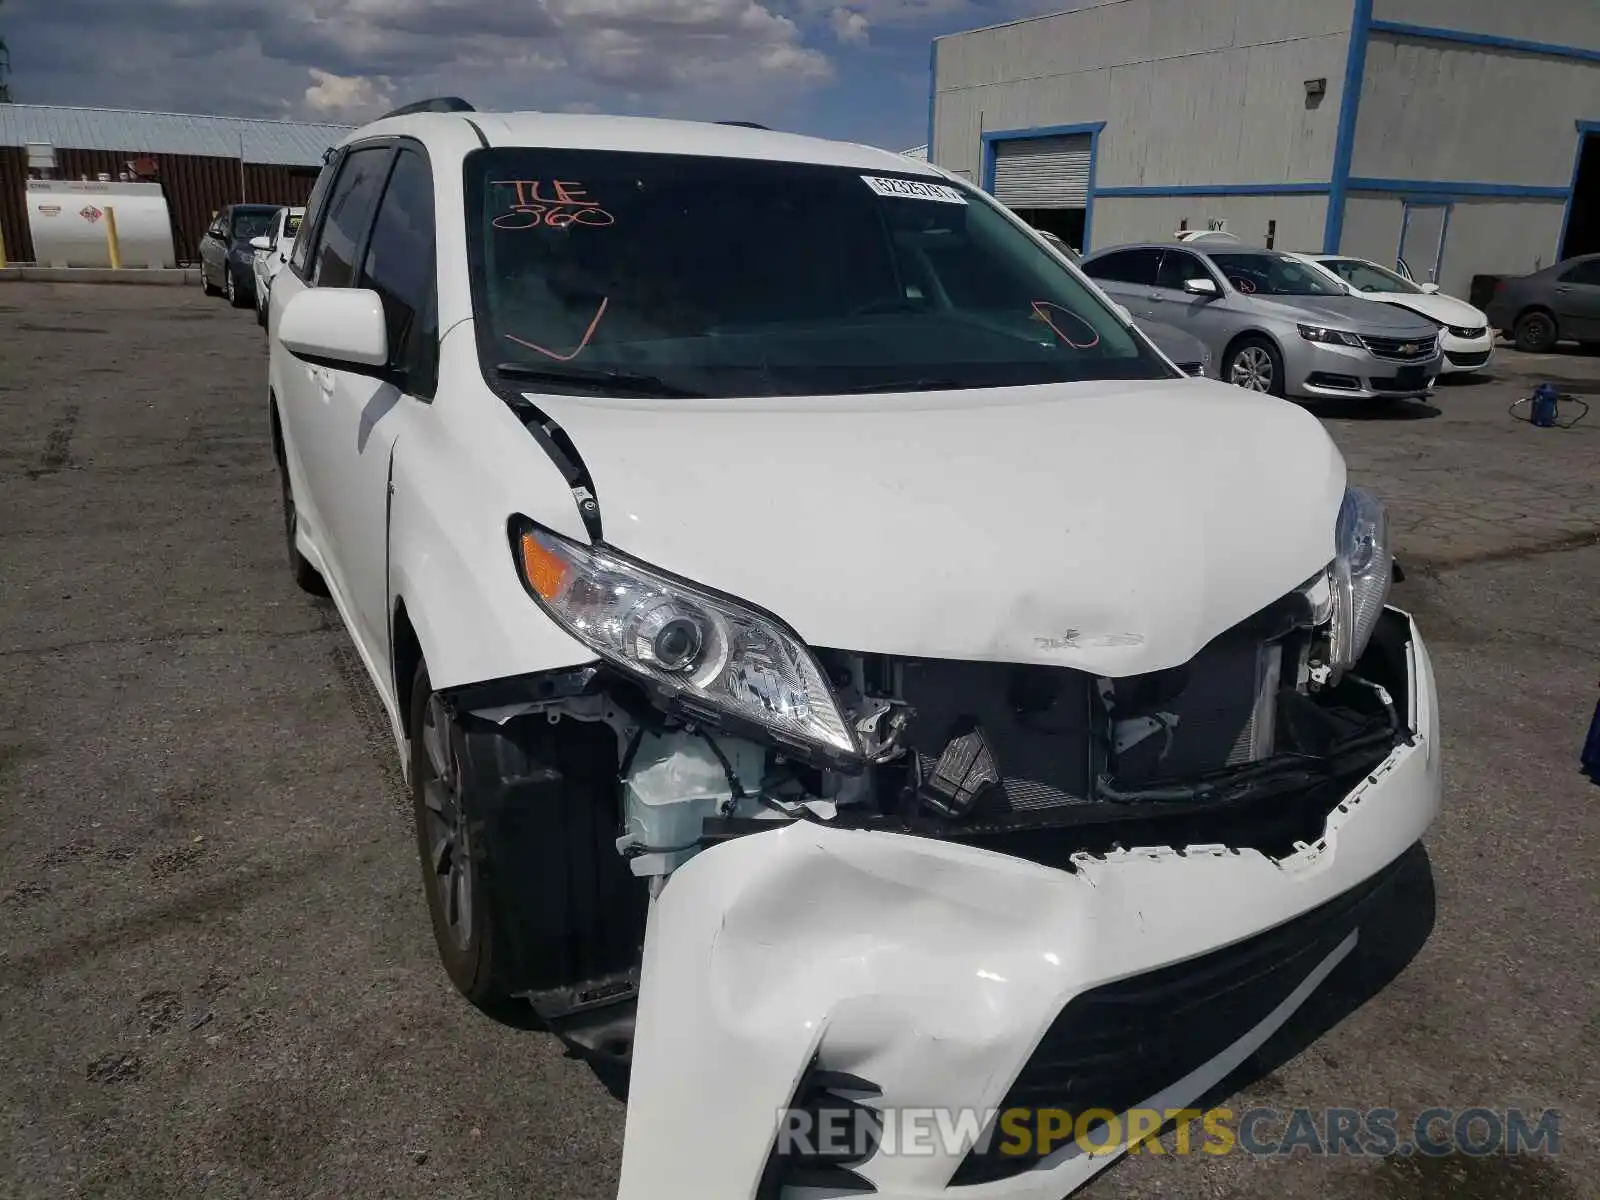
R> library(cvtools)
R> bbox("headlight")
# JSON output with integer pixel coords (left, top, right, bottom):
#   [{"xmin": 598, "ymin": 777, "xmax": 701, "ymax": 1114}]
[
  {"xmin": 511, "ymin": 520, "xmax": 859, "ymax": 764},
  {"xmin": 1329, "ymin": 486, "xmax": 1391, "ymax": 671},
  {"xmin": 1298, "ymin": 324, "xmax": 1364, "ymax": 347}
]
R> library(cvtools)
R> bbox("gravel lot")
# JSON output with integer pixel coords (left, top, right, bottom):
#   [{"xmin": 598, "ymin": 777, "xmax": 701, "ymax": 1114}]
[{"xmin": 1, "ymin": 282, "xmax": 1596, "ymax": 1200}]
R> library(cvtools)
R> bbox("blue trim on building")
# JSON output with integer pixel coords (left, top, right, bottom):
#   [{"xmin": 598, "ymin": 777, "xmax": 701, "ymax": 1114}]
[
  {"xmin": 1558, "ymin": 120, "xmax": 1600, "ymax": 259},
  {"xmin": 979, "ymin": 122, "xmax": 1107, "ymax": 250},
  {"xmin": 1324, "ymin": 0, "xmax": 1374, "ymax": 254},
  {"xmin": 1095, "ymin": 182, "xmax": 1331, "ymax": 197},
  {"xmin": 1368, "ymin": 20, "xmax": 1600, "ymax": 64},
  {"xmin": 1346, "ymin": 178, "xmax": 1572, "ymax": 199},
  {"xmin": 925, "ymin": 40, "xmax": 938, "ymax": 165}
]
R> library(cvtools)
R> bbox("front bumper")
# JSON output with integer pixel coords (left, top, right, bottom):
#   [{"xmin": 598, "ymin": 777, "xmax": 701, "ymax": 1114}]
[
  {"xmin": 617, "ymin": 610, "xmax": 1441, "ymax": 1200},
  {"xmin": 1439, "ymin": 330, "xmax": 1494, "ymax": 374},
  {"xmin": 1285, "ymin": 339, "xmax": 1442, "ymax": 400}
]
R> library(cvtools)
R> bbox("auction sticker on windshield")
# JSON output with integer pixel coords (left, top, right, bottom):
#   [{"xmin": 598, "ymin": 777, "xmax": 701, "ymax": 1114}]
[{"xmin": 861, "ymin": 175, "xmax": 968, "ymax": 205}]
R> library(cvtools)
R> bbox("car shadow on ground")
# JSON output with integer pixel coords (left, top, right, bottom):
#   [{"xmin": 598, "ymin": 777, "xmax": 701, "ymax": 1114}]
[{"xmin": 1302, "ymin": 397, "xmax": 1441, "ymax": 421}]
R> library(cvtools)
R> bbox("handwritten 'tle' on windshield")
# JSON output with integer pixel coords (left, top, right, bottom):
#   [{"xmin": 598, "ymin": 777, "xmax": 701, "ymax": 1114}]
[{"xmin": 492, "ymin": 180, "xmax": 616, "ymax": 230}]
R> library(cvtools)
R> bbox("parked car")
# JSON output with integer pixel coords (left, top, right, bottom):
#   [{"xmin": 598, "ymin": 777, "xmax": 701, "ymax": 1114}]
[
  {"xmin": 1483, "ymin": 252, "xmax": 1600, "ymax": 353},
  {"xmin": 1032, "ymin": 229, "xmax": 1209, "ymax": 374},
  {"xmin": 198, "ymin": 203, "xmax": 283, "ymax": 308},
  {"xmin": 1082, "ymin": 242, "xmax": 1445, "ymax": 401},
  {"xmin": 1288, "ymin": 252, "xmax": 1494, "ymax": 376},
  {"xmin": 250, "ymin": 206, "xmax": 306, "ymax": 327},
  {"xmin": 267, "ymin": 103, "xmax": 1440, "ymax": 1200}
]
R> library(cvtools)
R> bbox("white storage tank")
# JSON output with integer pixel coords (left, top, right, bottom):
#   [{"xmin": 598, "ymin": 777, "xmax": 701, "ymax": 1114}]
[{"xmin": 25, "ymin": 179, "xmax": 176, "ymax": 269}]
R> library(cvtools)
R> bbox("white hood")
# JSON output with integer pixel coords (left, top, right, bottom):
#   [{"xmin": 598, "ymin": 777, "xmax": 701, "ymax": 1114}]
[
  {"xmin": 530, "ymin": 379, "xmax": 1346, "ymax": 677},
  {"xmin": 1368, "ymin": 290, "xmax": 1487, "ymax": 328}
]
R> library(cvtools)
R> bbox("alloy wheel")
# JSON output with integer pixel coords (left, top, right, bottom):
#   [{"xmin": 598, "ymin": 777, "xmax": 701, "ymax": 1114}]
[
  {"xmin": 420, "ymin": 695, "xmax": 474, "ymax": 954},
  {"xmin": 1230, "ymin": 346, "xmax": 1274, "ymax": 391}
]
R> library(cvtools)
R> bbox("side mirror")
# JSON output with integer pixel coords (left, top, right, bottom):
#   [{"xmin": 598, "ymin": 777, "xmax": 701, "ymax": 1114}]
[
  {"xmin": 279, "ymin": 288, "xmax": 389, "ymax": 369},
  {"xmin": 1183, "ymin": 277, "xmax": 1219, "ymax": 297},
  {"xmin": 249, "ymin": 236, "xmax": 272, "ymax": 252},
  {"xmin": 1420, "ymin": 282, "xmax": 1441, "ymax": 294}
]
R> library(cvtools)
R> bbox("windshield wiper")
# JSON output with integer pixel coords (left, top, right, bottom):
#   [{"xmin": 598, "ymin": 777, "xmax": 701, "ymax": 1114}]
[
  {"xmin": 495, "ymin": 362, "xmax": 707, "ymax": 399},
  {"xmin": 819, "ymin": 377, "xmax": 964, "ymax": 395}
]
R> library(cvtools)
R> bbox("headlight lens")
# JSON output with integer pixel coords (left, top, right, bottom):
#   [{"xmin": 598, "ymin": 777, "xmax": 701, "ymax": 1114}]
[
  {"xmin": 1298, "ymin": 323, "xmax": 1364, "ymax": 347},
  {"xmin": 513, "ymin": 521, "xmax": 858, "ymax": 761},
  {"xmin": 1330, "ymin": 486, "xmax": 1391, "ymax": 670}
]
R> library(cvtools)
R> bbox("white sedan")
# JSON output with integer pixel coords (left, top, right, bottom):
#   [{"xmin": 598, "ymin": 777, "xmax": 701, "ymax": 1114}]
[
  {"xmin": 1291, "ymin": 252, "xmax": 1494, "ymax": 375},
  {"xmin": 249, "ymin": 206, "xmax": 305, "ymax": 328}
]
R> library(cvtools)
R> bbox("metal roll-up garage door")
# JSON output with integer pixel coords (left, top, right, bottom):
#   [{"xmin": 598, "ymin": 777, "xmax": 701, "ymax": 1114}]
[{"xmin": 991, "ymin": 135, "xmax": 1091, "ymax": 208}]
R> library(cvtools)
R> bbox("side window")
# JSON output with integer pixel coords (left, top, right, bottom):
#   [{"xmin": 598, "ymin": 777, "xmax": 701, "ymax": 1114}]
[
  {"xmin": 311, "ymin": 146, "xmax": 392, "ymax": 288},
  {"xmin": 1559, "ymin": 259, "xmax": 1600, "ymax": 286},
  {"xmin": 1084, "ymin": 248, "xmax": 1161, "ymax": 285},
  {"xmin": 290, "ymin": 159, "xmax": 340, "ymax": 277},
  {"xmin": 1155, "ymin": 250, "xmax": 1208, "ymax": 291},
  {"xmin": 359, "ymin": 148, "xmax": 438, "ymax": 391}
]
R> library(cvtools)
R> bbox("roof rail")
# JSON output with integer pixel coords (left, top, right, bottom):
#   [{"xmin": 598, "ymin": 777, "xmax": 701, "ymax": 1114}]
[
  {"xmin": 379, "ymin": 97, "xmax": 476, "ymax": 119},
  {"xmin": 716, "ymin": 120, "xmax": 770, "ymax": 130}
]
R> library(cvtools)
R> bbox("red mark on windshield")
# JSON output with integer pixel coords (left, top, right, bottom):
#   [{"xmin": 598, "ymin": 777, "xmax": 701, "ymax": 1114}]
[
  {"xmin": 492, "ymin": 179, "xmax": 616, "ymax": 229},
  {"xmin": 1030, "ymin": 301, "xmax": 1100, "ymax": 350},
  {"xmin": 504, "ymin": 297, "xmax": 610, "ymax": 362}
]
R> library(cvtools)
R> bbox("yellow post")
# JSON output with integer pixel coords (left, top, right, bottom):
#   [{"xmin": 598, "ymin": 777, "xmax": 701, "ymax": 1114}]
[
  {"xmin": 0, "ymin": 220, "xmax": 8, "ymax": 269},
  {"xmin": 104, "ymin": 206, "xmax": 123, "ymax": 270}
]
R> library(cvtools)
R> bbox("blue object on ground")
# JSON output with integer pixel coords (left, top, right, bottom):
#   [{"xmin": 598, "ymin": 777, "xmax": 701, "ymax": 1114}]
[{"xmin": 1583, "ymin": 693, "xmax": 1600, "ymax": 785}]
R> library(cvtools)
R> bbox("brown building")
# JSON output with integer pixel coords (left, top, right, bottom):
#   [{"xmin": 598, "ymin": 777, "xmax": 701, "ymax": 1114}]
[{"xmin": 0, "ymin": 103, "xmax": 353, "ymax": 265}]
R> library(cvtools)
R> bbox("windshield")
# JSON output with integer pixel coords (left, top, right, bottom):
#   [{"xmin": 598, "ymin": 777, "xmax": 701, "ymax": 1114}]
[
  {"xmin": 283, "ymin": 212, "xmax": 303, "ymax": 240},
  {"xmin": 1320, "ymin": 257, "xmax": 1421, "ymax": 295},
  {"xmin": 465, "ymin": 149, "xmax": 1173, "ymax": 398},
  {"xmin": 231, "ymin": 210, "xmax": 278, "ymax": 241},
  {"xmin": 1209, "ymin": 252, "xmax": 1345, "ymax": 297}
]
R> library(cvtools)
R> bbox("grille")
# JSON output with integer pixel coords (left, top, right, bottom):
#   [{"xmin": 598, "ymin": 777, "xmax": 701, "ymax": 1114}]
[
  {"xmin": 1177, "ymin": 361, "xmax": 1205, "ymax": 376},
  {"xmin": 1445, "ymin": 350, "xmax": 1491, "ymax": 368},
  {"xmin": 950, "ymin": 854, "xmax": 1407, "ymax": 1185},
  {"xmin": 1447, "ymin": 324, "xmax": 1487, "ymax": 339},
  {"xmin": 1359, "ymin": 333, "xmax": 1437, "ymax": 361}
]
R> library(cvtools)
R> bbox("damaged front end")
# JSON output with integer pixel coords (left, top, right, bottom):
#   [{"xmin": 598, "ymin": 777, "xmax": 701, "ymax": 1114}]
[{"xmin": 427, "ymin": 490, "xmax": 1436, "ymax": 1198}]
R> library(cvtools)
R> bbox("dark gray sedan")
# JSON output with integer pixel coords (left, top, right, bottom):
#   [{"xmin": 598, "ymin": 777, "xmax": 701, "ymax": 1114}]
[
  {"xmin": 197, "ymin": 204, "xmax": 282, "ymax": 309},
  {"xmin": 1484, "ymin": 253, "xmax": 1600, "ymax": 353}
]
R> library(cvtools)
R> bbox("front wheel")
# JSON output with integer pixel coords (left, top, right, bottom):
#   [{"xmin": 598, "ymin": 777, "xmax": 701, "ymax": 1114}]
[
  {"xmin": 226, "ymin": 268, "xmax": 249, "ymax": 309},
  {"xmin": 1225, "ymin": 336, "xmax": 1286, "ymax": 397},
  {"xmin": 276, "ymin": 445, "xmax": 326, "ymax": 595},
  {"xmin": 201, "ymin": 263, "xmax": 221, "ymax": 297},
  {"xmin": 411, "ymin": 665, "xmax": 521, "ymax": 1015}
]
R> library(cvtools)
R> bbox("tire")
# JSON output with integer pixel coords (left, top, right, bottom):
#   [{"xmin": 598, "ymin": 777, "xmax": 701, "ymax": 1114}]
[
  {"xmin": 275, "ymin": 442, "xmax": 327, "ymax": 595},
  {"xmin": 201, "ymin": 263, "xmax": 221, "ymax": 297},
  {"xmin": 410, "ymin": 663, "xmax": 520, "ymax": 1016},
  {"xmin": 1224, "ymin": 335, "xmax": 1286, "ymax": 397},
  {"xmin": 255, "ymin": 287, "xmax": 268, "ymax": 328},
  {"xmin": 1513, "ymin": 310, "xmax": 1558, "ymax": 354},
  {"xmin": 408, "ymin": 662, "xmax": 648, "ymax": 1023},
  {"xmin": 226, "ymin": 267, "xmax": 250, "ymax": 309}
]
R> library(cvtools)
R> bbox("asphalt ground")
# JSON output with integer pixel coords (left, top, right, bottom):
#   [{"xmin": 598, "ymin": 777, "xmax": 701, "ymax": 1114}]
[{"xmin": 1, "ymin": 282, "xmax": 1596, "ymax": 1200}]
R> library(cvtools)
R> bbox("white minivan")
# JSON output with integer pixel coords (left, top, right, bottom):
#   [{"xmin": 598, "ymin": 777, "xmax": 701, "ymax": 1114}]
[{"xmin": 266, "ymin": 99, "xmax": 1441, "ymax": 1200}]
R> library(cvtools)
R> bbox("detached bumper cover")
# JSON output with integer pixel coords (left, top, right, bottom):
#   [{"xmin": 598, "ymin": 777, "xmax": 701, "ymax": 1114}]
[{"xmin": 617, "ymin": 612, "xmax": 1441, "ymax": 1200}]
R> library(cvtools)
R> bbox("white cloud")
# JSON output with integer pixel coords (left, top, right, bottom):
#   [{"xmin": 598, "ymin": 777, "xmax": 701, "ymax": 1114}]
[
  {"xmin": 302, "ymin": 68, "xmax": 395, "ymax": 122},
  {"xmin": 828, "ymin": 7, "xmax": 870, "ymax": 43}
]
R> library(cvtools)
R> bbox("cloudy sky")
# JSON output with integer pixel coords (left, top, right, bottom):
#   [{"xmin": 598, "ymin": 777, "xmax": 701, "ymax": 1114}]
[{"xmin": 1, "ymin": 0, "xmax": 1063, "ymax": 151}]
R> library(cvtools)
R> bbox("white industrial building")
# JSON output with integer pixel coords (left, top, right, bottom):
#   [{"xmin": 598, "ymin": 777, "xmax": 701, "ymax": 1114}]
[{"xmin": 927, "ymin": 0, "xmax": 1600, "ymax": 298}]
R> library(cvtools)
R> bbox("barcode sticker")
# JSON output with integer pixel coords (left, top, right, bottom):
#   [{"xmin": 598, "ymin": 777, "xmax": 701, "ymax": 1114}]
[{"xmin": 861, "ymin": 175, "xmax": 968, "ymax": 205}]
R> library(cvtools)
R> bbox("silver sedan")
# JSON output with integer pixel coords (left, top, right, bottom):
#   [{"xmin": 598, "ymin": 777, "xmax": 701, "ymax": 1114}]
[{"xmin": 1082, "ymin": 243, "xmax": 1446, "ymax": 401}]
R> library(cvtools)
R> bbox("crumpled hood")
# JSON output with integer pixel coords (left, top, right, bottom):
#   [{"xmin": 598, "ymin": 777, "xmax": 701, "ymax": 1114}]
[
  {"xmin": 531, "ymin": 378, "xmax": 1346, "ymax": 676},
  {"xmin": 1368, "ymin": 291, "xmax": 1488, "ymax": 328}
]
